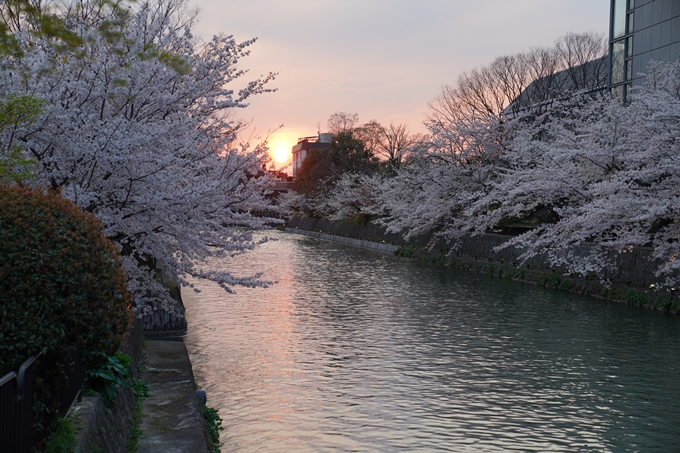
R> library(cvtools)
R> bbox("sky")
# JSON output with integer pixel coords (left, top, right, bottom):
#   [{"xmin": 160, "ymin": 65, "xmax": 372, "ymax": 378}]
[{"xmin": 189, "ymin": 0, "xmax": 610, "ymax": 170}]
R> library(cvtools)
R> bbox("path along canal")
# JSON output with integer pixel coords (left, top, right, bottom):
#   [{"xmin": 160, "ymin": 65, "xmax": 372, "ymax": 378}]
[{"xmin": 183, "ymin": 230, "xmax": 680, "ymax": 452}]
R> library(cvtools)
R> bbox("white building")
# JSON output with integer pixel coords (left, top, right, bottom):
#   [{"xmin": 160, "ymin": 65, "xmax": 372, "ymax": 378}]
[{"xmin": 292, "ymin": 133, "xmax": 333, "ymax": 178}]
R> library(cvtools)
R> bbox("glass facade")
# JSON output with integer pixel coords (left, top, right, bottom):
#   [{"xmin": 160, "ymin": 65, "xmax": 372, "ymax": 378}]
[
  {"xmin": 611, "ymin": 41, "xmax": 626, "ymax": 84},
  {"xmin": 613, "ymin": 0, "xmax": 627, "ymax": 38},
  {"xmin": 609, "ymin": 0, "xmax": 680, "ymax": 101},
  {"xmin": 610, "ymin": 0, "xmax": 634, "ymax": 102},
  {"xmin": 626, "ymin": 37, "xmax": 633, "ymax": 57}
]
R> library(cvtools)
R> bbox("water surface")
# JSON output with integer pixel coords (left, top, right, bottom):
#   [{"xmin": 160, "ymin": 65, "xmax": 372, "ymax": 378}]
[{"xmin": 183, "ymin": 231, "xmax": 680, "ymax": 452}]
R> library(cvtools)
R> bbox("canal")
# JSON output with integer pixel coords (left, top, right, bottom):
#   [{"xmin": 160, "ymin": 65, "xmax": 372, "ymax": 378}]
[{"xmin": 183, "ymin": 230, "xmax": 680, "ymax": 452}]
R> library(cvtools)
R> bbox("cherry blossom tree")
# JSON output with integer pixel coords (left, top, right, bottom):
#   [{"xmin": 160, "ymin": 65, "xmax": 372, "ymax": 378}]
[
  {"xmin": 314, "ymin": 55, "xmax": 680, "ymax": 289},
  {"xmin": 479, "ymin": 60, "xmax": 680, "ymax": 285},
  {"xmin": 304, "ymin": 172, "xmax": 385, "ymax": 221},
  {"xmin": 375, "ymin": 113, "xmax": 508, "ymax": 244},
  {"xmin": 379, "ymin": 59, "xmax": 680, "ymax": 287},
  {"xmin": 0, "ymin": 0, "xmax": 278, "ymax": 313}
]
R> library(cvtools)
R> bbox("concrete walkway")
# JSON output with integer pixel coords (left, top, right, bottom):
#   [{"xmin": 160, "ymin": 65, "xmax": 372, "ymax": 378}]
[{"xmin": 137, "ymin": 340, "xmax": 209, "ymax": 453}]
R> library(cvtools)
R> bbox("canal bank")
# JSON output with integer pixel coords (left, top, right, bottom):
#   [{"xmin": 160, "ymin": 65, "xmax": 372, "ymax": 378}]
[
  {"xmin": 286, "ymin": 217, "xmax": 680, "ymax": 314},
  {"xmin": 71, "ymin": 330, "xmax": 212, "ymax": 453},
  {"xmin": 137, "ymin": 340, "xmax": 210, "ymax": 453},
  {"xmin": 70, "ymin": 275, "xmax": 215, "ymax": 452}
]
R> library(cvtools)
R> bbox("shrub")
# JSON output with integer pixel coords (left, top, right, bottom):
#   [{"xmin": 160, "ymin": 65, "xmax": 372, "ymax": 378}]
[
  {"xmin": 85, "ymin": 352, "xmax": 131, "ymax": 407},
  {"xmin": 0, "ymin": 185, "xmax": 131, "ymax": 376}
]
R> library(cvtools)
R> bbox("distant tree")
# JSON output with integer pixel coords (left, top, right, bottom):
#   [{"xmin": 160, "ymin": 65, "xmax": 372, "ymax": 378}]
[
  {"xmin": 327, "ymin": 111, "xmax": 359, "ymax": 135},
  {"xmin": 353, "ymin": 120, "xmax": 420, "ymax": 170},
  {"xmin": 293, "ymin": 130, "xmax": 378, "ymax": 197},
  {"xmin": 376, "ymin": 122, "xmax": 420, "ymax": 170},
  {"xmin": 331, "ymin": 130, "xmax": 379, "ymax": 174},
  {"xmin": 353, "ymin": 119, "xmax": 384, "ymax": 155},
  {"xmin": 430, "ymin": 31, "xmax": 608, "ymax": 123},
  {"xmin": 293, "ymin": 148, "xmax": 335, "ymax": 196},
  {"xmin": 555, "ymin": 31, "xmax": 608, "ymax": 90}
]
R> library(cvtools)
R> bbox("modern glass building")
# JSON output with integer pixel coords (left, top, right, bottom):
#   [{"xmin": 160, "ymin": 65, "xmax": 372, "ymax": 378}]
[{"xmin": 610, "ymin": 0, "xmax": 680, "ymax": 101}]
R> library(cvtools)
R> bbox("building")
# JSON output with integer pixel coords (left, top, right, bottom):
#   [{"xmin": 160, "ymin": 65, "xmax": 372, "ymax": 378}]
[
  {"xmin": 291, "ymin": 133, "xmax": 333, "ymax": 178},
  {"xmin": 506, "ymin": 56, "xmax": 608, "ymax": 117},
  {"xmin": 609, "ymin": 0, "xmax": 680, "ymax": 101}
]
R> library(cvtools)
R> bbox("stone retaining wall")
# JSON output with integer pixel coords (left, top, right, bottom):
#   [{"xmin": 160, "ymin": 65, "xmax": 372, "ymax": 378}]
[
  {"xmin": 72, "ymin": 386, "xmax": 135, "ymax": 453},
  {"xmin": 286, "ymin": 227, "xmax": 399, "ymax": 253},
  {"xmin": 287, "ymin": 217, "xmax": 407, "ymax": 246},
  {"xmin": 142, "ymin": 280, "xmax": 188, "ymax": 338},
  {"xmin": 286, "ymin": 217, "xmax": 675, "ymax": 289},
  {"xmin": 71, "ymin": 318, "xmax": 144, "ymax": 453},
  {"xmin": 449, "ymin": 233, "xmax": 664, "ymax": 288}
]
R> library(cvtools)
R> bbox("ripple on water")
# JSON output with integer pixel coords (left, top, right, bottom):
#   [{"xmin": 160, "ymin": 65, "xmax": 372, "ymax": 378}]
[{"xmin": 183, "ymin": 231, "xmax": 680, "ymax": 452}]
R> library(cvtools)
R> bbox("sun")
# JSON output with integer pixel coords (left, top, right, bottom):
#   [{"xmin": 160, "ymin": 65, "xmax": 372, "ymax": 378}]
[{"xmin": 273, "ymin": 145, "xmax": 290, "ymax": 164}]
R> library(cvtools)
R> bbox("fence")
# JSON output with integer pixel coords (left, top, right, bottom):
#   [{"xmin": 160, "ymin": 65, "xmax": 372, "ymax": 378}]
[{"xmin": 0, "ymin": 351, "xmax": 86, "ymax": 453}]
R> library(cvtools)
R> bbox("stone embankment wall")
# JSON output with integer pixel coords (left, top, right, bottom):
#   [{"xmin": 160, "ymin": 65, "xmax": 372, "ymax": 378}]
[
  {"xmin": 286, "ymin": 217, "xmax": 680, "ymax": 312},
  {"xmin": 73, "ymin": 385, "xmax": 136, "ymax": 453},
  {"xmin": 287, "ymin": 217, "xmax": 407, "ymax": 246},
  {"xmin": 287, "ymin": 217, "xmax": 664, "ymax": 287},
  {"xmin": 286, "ymin": 228, "xmax": 400, "ymax": 253},
  {"xmin": 447, "ymin": 233, "xmax": 664, "ymax": 288},
  {"xmin": 142, "ymin": 270, "xmax": 188, "ymax": 338},
  {"xmin": 72, "ymin": 318, "xmax": 144, "ymax": 453}
]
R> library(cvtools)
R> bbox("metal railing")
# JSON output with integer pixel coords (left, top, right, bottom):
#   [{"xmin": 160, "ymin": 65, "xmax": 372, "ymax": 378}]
[
  {"xmin": 1, "ymin": 353, "xmax": 41, "ymax": 453},
  {"xmin": 0, "ymin": 351, "xmax": 85, "ymax": 453}
]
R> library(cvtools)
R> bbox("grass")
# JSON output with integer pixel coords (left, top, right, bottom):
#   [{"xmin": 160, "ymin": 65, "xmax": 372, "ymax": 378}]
[
  {"xmin": 44, "ymin": 415, "xmax": 77, "ymax": 453},
  {"xmin": 125, "ymin": 378, "xmax": 149, "ymax": 452},
  {"xmin": 126, "ymin": 397, "xmax": 145, "ymax": 453}
]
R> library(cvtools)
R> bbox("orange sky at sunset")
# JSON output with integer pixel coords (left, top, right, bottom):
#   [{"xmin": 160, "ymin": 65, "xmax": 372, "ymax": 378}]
[{"xmin": 189, "ymin": 1, "xmax": 610, "ymax": 173}]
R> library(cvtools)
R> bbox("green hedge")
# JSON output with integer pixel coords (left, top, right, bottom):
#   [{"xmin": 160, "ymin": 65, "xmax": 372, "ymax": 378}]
[{"xmin": 0, "ymin": 185, "xmax": 131, "ymax": 375}]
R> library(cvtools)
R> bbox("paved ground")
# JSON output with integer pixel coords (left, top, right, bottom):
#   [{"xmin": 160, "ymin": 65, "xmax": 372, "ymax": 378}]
[{"xmin": 137, "ymin": 340, "xmax": 209, "ymax": 453}]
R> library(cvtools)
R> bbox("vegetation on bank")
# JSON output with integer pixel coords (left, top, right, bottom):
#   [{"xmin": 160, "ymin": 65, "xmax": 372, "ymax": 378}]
[
  {"xmin": 202, "ymin": 403, "xmax": 224, "ymax": 453},
  {"xmin": 40, "ymin": 351, "xmax": 148, "ymax": 453},
  {"xmin": 283, "ymin": 33, "xmax": 680, "ymax": 298},
  {"xmin": 195, "ymin": 381, "xmax": 224, "ymax": 453},
  {"xmin": 43, "ymin": 416, "xmax": 78, "ymax": 453},
  {"xmin": 0, "ymin": 184, "xmax": 132, "ymax": 448},
  {"xmin": 126, "ymin": 372, "xmax": 149, "ymax": 453}
]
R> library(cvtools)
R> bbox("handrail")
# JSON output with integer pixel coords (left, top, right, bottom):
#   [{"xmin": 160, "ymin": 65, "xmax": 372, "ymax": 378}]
[
  {"xmin": 1, "ymin": 350, "xmax": 83, "ymax": 453},
  {"xmin": 0, "ymin": 372, "xmax": 17, "ymax": 387},
  {"xmin": 16, "ymin": 352, "xmax": 41, "ymax": 403}
]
